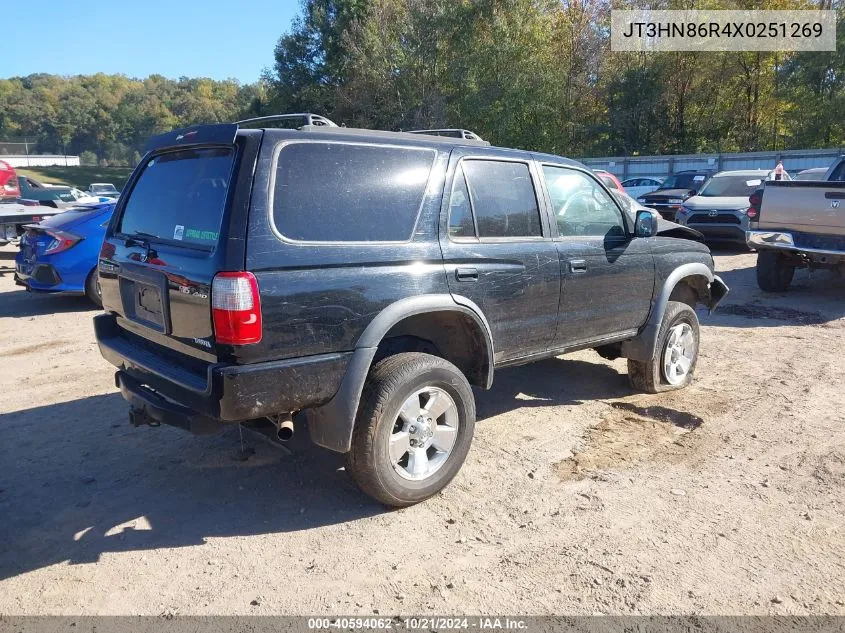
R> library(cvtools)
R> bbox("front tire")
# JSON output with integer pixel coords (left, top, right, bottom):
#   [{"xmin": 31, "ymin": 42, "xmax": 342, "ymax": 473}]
[
  {"xmin": 756, "ymin": 251, "xmax": 795, "ymax": 292},
  {"xmin": 627, "ymin": 301, "xmax": 700, "ymax": 393},
  {"xmin": 346, "ymin": 352, "xmax": 476, "ymax": 507}
]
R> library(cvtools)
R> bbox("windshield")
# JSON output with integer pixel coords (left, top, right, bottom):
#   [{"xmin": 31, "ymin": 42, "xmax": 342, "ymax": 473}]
[
  {"xmin": 118, "ymin": 146, "xmax": 235, "ymax": 247},
  {"xmin": 92, "ymin": 184, "xmax": 118, "ymax": 193},
  {"xmin": 698, "ymin": 175, "xmax": 764, "ymax": 197},
  {"xmin": 659, "ymin": 174, "xmax": 706, "ymax": 190}
]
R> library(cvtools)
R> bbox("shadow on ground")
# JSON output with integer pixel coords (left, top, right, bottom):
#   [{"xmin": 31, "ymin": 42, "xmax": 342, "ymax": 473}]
[{"xmin": 0, "ymin": 356, "xmax": 632, "ymax": 582}]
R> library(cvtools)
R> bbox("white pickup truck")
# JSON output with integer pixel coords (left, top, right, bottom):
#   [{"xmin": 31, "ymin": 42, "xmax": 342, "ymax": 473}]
[{"xmin": 746, "ymin": 156, "xmax": 845, "ymax": 291}]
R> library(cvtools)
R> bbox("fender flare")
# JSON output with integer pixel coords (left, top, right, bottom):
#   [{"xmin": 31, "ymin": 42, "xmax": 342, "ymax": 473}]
[
  {"xmin": 307, "ymin": 294, "xmax": 494, "ymax": 453},
  {"xmin": 621, "ymin": 263, "xmax": 714, "ymax": 362}
]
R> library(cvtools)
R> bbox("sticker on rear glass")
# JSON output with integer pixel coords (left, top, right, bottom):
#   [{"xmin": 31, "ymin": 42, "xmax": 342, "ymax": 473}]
[
  {"xmin": 173, "ymin": 225, "xmax": 185, "ymax": 240},
  {"xmin": 693, "ymin": 175, "xmax": 706, "ymax": 181},
  {"xmin": 185, "ymin": 228, "xmax": 219, "ymax": 241}
]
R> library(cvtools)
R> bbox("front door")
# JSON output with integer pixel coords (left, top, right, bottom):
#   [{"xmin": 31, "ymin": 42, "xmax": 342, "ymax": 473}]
[
  {"xmin": 439, "ymin": 156, "xmax": 560, "ymax": 363},
  {"xmin": 539, "ymin": 164, "xmax": 654, "ymax": 347}
]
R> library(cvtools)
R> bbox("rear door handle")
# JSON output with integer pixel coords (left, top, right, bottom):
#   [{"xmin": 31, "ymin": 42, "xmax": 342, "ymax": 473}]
[
  {"xmin": 569, "ymin": 259, "xmax": 587, "ymax": 273},
  {"xmin": 456, "ymin": 267, "xmax": 479, "ymax": 282}
]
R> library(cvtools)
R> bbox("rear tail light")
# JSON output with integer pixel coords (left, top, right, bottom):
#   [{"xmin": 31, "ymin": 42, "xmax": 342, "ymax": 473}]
[
  {"xmin": 211, "ymin": 272, "xmax": 262, "ymax": 345},
  {"xmin": 44, "ymin": 230, "xmax": 82, "ymax": 254}
]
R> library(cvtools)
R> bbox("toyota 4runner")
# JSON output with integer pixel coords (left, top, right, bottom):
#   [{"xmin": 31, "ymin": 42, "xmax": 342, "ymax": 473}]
[{"xmin": 94, "ymin": 114, "xmax": 728, "ymax": 506}]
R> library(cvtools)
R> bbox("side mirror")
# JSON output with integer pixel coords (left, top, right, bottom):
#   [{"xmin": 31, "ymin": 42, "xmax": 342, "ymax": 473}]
[{"xmin": 635, "ymin": 209, "xmax": 659, "ymax": 238}]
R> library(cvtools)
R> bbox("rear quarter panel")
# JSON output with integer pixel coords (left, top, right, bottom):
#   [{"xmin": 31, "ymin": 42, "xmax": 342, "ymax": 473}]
[{"xmin": 241, "ymin": 131, "xmax": 452, "ymax": 364}]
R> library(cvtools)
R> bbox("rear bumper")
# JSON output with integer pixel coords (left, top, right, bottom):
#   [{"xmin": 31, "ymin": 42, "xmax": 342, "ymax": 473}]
[
  {"xmin": 95, "ymin": 313, "xmax": 352, "ymax": 428},
  {"xmin": 746, "ymin": 230, "xmax": 845, "ymax": 259},
  {"xmin": 15, "ymin": 261, "xmax": 63, "ymax": 288}
]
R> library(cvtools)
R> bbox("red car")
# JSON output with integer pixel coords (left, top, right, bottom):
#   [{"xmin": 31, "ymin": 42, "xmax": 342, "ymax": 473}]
[
  {"xmin": 593, "ymin": 169, "xmax": 625, "ymax": 194},
  {"xmin": 0, "ymin": 160, "xmax": 21, "ymax": 200}
]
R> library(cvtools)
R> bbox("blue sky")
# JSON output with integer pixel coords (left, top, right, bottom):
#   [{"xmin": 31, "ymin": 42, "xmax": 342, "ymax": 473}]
[{"xmin": 7, "ymin": 0, "xmax": 301, "ymax": 83}]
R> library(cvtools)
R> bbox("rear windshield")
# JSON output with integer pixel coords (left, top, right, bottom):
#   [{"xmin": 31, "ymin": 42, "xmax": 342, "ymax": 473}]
[
  {"xmin": 272, "ymin": 142, "xmax": 435, "ymax": 242},
  {"xmin": 660, "ymin": 174, "xmax": 706, "ymax": 190},
  {"xmin": 119, "ymin": 147, "xmax": 235, "ymax": 247}
]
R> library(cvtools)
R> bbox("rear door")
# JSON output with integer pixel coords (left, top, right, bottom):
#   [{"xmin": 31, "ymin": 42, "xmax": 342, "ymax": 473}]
[
  {"xmin": 98, "ymin": 129, "xmax": 259, "ymax": 361},
  {"xmin": 439, "ymin": 153, "xmax": 560, "ymax": 363},
  {"xmin": 539, "ymin": 163, "xmax": 654, "ymax": 347}
]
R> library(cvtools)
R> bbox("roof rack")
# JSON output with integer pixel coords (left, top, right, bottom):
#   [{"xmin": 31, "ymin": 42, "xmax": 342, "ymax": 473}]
[
  {"xmin": 236, "ymin": 113, "xmax": 338, "ymax": 129},
  {"xmin": 408, "ymin": 128, "xmax": 485, "ymax": 142}
]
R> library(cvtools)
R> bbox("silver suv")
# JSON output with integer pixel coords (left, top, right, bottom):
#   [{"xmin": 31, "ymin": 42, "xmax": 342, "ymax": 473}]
[{"xmin": 676, "ymin": 169, "xmax": 786, "ymax": 245}]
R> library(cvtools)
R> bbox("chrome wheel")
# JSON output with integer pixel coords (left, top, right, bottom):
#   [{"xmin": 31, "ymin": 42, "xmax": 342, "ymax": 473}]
[
  {"xmin": 390, "ymin": 386, "xmax": 459, "ymax": 481},
  {"xmin": 662, "ymin": 323, "xmax": 695, "ymax": 385}
]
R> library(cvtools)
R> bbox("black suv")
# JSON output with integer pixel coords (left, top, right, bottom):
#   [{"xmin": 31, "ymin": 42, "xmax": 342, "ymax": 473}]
[
  {"xmin": 637, "ymin": 170, "xmax": 714, "ymax": 221},
  {"xmin": 94, "ymin": 115, "xmax": 728, "ymax": 506}
]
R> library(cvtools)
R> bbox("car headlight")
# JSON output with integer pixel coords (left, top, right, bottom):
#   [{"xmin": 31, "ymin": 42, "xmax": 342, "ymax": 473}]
[
  {"xmin": 636, "ymin": 198, "xmax": 646, "ymax": 203},
  {"xmin": 668, "ymin": 198, "xmax": 683, "ymax": 204}
]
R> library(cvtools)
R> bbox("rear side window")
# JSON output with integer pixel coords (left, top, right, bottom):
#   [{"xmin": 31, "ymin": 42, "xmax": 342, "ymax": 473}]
[
  {"xmin": 119, "ymin": 147, "xmax": 234, "ymax": 247},
  {"xmin": 273, "ymin": 142, "xmax": 435, "ymax": 242},
  {"xmin": 454, "ymin": 160, "xmax": 542, "ymax": 239}
]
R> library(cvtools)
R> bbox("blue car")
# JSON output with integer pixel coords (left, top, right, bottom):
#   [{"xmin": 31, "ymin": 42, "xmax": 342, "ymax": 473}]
[{"xmin": 14, "ymin": 202, "xmax": 115, "ymax": 306}]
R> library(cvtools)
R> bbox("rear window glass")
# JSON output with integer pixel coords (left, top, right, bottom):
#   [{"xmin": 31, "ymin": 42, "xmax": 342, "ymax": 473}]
[
  {"xmin": 119, "ymin": 147, "xmax": 234, "ymax": 246},
  {"xmin": 272, "ymin": 142, "xmax": 435, "ymax": 242}
]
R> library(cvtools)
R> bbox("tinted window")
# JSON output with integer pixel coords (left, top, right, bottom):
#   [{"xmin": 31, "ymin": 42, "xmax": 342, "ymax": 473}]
[
  {"xmin": 699, "ymin": 175, "xmax": 765, "ymax": 197},
  {"xmin": 543, "ymin": 166, "xmax": 626, "ymax": 238},
  {"xmin": 828, "ymin": 161, "xmax": 845, "ymax": 182},
  {"xmin": 660, "ymin": 173, "xmax": 706, "ymax": 190},
  {"xmin": 448, "ymin": 166, "xmax": 475, "ymax": 238},
  {"xmin": 273, "ymin": 142, "xmax": 435, "ymax": 242},
  {"xmin": 462, "ymin": 160, "xmax": 541, "ymax": 238},
  {"xmin": 119, "ymin": 147, "xmax": 234, "ymax": 247}
]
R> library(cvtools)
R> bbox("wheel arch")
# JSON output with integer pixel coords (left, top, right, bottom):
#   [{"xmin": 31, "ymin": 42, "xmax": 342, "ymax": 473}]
[
  {"xmin": 621, "ymin": 263, "xmax": 717, "ymax": 362},
  {"xmin": 307, "ymin": 294, "xmax": 494, "ymax": 453}
]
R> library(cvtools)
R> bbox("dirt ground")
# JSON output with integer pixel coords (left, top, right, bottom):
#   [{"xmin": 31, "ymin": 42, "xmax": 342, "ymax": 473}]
[{"xmin": 1, "ymin": 244, "xmax": 844, "ymax": 616}]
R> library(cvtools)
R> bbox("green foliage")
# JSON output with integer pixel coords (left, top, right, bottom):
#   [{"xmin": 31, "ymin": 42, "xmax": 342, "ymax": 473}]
[
  {"xmin": 268, "ymin": 0, "xmax": 845, "ymax": 155},
  {"xmin": 17, "ymin": 166, "xmax": 135, "ymax": 190},
  {"xmin": 0, "ymin": 73, "xmax": 268, "ymax": 165},
  {"xmin": 3, "ymin": 2, "xmax": 843, "ymax": 161}
]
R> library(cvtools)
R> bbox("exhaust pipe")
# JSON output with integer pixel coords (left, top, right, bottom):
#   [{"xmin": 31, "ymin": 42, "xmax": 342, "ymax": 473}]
[{"xmin": 272, "ymin": 415, "xmax": 295, "ymax": 442}]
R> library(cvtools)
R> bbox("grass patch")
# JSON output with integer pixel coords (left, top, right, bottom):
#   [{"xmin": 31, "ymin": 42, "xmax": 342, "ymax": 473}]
[{"xmin": 17, "ymin": 166, "xmax": 134, "ymax": 190}]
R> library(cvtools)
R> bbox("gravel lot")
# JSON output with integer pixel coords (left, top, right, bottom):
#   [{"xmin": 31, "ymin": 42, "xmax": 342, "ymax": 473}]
[{"xmin": 1, "ymin": 244, "xmax": 844, "ymax": 616}]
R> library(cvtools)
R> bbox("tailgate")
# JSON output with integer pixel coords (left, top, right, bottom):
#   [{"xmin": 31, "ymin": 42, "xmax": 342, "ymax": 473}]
[
  {"xmin": 760, "ymin": 182, "xmax": 845, "ymax": 236},
  {"xmin": 98, "ymin": 132, "xmax": 258, "ymax": 362}
]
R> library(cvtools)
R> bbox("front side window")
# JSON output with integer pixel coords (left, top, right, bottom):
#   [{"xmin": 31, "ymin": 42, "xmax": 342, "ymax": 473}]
[
  {"xmin": 273, "ymin": 142, "xmax": 435, "ymax": 242},
  {"xmin": 543, "ymin": 166, "xmax": 626, "ymax": 238},
  {"xmin": 456, "ymin": 160, "xmax": 542, "ymax": 239}
]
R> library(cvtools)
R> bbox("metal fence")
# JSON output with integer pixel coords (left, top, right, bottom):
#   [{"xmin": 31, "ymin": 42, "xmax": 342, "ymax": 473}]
[
  {"xmin": 0, "ymin": 155, "xmax": 81, "ymax": 167},
  {"xmin": 579, "ymin": 147, "xmax": 844, "ymax": 180}
]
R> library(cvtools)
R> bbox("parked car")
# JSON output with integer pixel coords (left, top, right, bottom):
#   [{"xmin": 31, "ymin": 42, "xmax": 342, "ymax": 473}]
[
  {"xmin": 676, "ymin": 169, "xmax": 784, "ymax": 246},
  {"xmin": 14, "ymin": 201, "xmax": 115, "ymax": 306},
  {"xmin": 87, "ymin": 183, "xmax": 121, "ymax": 199},
  {"xmin": 593, "ymin": 169, "xmax": 625, "ymax": 192},
  {"xmin": 637, "ymin": 170, "xmax": 714, "ymax": 221},
  {"xmin": 794, "ymin": 167, "xmax": 828, "ymax": 181},
  {"xmin": 621, "ymin": 177, "xmax": 663, "ymax": 199},
  {"xmin": 747, "ymin": 155, "xmax": 845, "ymax": 291},
  {"xmin": 0, "ymin": 202, "xmax": 63, "ymax": 245},
  {"xmin": 16, "ymin": 175, "xmax": 81, "ymax": 206},
  {"xmin": 93, "ymin": 115, "xmax": 728, "ymax": 507},
  {"xmin": 0, "ymin": 160, "xmax": 21, "ymax": 200}
]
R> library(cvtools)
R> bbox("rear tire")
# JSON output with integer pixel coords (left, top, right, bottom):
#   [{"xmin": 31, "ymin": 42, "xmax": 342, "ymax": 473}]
[
  {"xmin": 346, "ymin": 352, "xmax": 476, "ymax": 507},
  {"xmin": 628, "ymin": 301, "xmax": 700, "ymax": 393},
  {"xmin": 84, "ymin": 268, "xmax": 102, "ymax": 308},
  {"xmin": 756, "ymin": 251, "xmax": 795, "ymax": 292}
]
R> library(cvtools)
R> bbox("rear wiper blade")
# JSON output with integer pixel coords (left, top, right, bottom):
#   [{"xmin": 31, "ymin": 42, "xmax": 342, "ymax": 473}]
[{"xmin": 124, "ymin": 231, "xmax": 159, "ymax": 246}]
